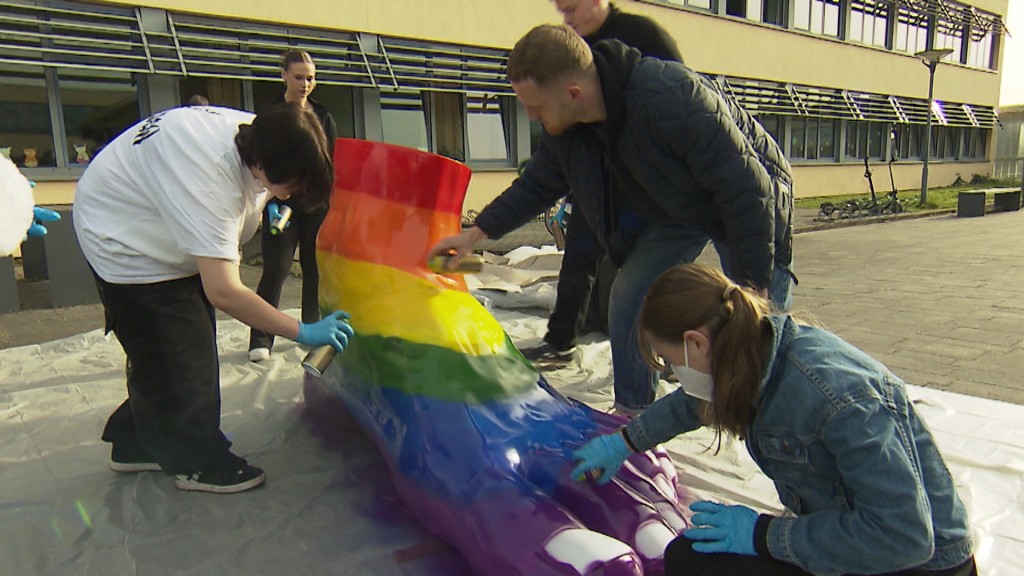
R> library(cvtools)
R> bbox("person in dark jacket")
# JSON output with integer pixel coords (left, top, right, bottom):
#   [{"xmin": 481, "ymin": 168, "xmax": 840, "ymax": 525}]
[
  {"xmin": 555, "ymin": 0, "xmax": 681, "ymax": 62},
  {"xmin": 430, "ymin": 25, "xmax": 794, "ymax": 416},
  {"xmin": 249, "ymin": 49, "xmax": 339, "ymax": 362},
  {"xmin": 521, "ymin": 0, "xmax": 684, "ymax": 366}
]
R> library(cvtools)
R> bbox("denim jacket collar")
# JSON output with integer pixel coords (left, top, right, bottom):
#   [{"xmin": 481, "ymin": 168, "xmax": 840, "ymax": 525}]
[{"xmin": 758, "ymin": 315, "xmax": 793, "ymax": 399}]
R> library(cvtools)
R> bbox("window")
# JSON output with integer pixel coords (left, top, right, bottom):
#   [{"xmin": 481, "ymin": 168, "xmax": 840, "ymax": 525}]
[
  {"xmin": 0, "ymin": 64, "xmax": 55, "ymax": 168},
  {"xmin": 179, "ymin": 77, "xmax": 244, "ymax": 109},
  {"xmin": 662, "ymin": 0, "xmax": 713, "ymax": 11},
  {"xmin": 935, "ymin": 19, "xmax": 964, "ymax": 64},
  {"xmin": 844, "ymin": 121, "xmax": 888, "ymax": 160},
  {"xmin": 849, "ymin": 0, "xmax": 889, "ymax": 48},
  {"xmin": 967, "ymin": 27, "xmax": 994, "ymax": 69},
  {"xmin": 726, "ymin": 0, "xmax": 786, "ymax": 26},
  {"xmin": 895, "ymin": 6, "xmax": 928, "ymax": 54},
  {"xmin": 893, "ymin": 123, "xmax": 923, "ymax": 159},
  {"xmin": 428, "ymin": 92, "xmax": 466, "ymax": 162},
  {"xmin": 381, "ymin": 91, "xmax": 428, "ymax": 152},
  {"xmin": 962, "ymin": 128, "xmax": 988, "ymax": 159},
  {"xmin": 790, "ymin": 117, "xmax": 806, "ymax": 158},
  {"xmin": 793, "ymin": 0, "xmax": 841, "ymax": 38},
  {"xmin": 466, "ymin": 93, "xmax": 510, "ymax": 163},
  {"xmin": 311, "ymin": 85, "xmax": 357, "ymax": 139},
  {"xmin": 930, "ymin": 126, "xmax": 961, "ymax": 159},
  {"xmin": 788, "ymin": 117, "xmax": 837, "ymax": 161},
  {"xmin": 253, "ymin": 80, "xmax": 284, "ymax": 112},
  {"xmin": 819, "ymin": 119, "xmax": 835, "ymax": 158},
  {"xmin": 756, "ymin": 114, "xmax": 783, "ymax": 147},
  {"xmin": 58, "ymin": 69, "xmax": 139, "ymax": 164}
]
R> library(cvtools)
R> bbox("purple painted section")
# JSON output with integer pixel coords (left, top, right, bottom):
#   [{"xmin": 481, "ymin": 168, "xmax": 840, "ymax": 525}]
[{"xmin": 304, "ymin": 370, "xmax": 693, "ymax": 576}]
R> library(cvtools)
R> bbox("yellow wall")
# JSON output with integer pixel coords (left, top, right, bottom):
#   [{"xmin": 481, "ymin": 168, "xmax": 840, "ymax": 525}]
[
  {"xmin": 37, "ymin": 160, "xmax": 995, "ymax": 209},
  {"xmin": 117, "ymin": 0, "xmax": 551, "ymax": 48},
  {"xmin": 36, "ymin": 0, "xmax": 1007, "ymax": 209},
  {"xmin": 111, "ymin": 0, "xmax": 1006, "ymax": 106},
  {"xmin": 33, "ymin": 181, "xmax": 78, "ymax": 206},
  {"xmin": 794, "ymin": 160, "xmax": 994, "ymax": 198},
  {"xmin": 627, "ymin": 3, "xmax": 1005, "ymax": 106},
  {"xmin": 465, "ymin": 171, "xmax": 516, "ymax": 214}
]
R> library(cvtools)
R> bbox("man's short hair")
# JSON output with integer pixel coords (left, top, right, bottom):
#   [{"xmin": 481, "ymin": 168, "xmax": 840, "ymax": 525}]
[
  {"xmin": 234, "ymin": 103, "xmax": 333, "ymax": 210},
  {"xmin": 507, "ymin": 24, "xmax": 593, "ymax": 87}
]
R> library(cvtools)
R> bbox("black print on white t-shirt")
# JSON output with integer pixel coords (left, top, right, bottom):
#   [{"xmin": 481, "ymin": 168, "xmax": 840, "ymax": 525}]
[{"xmin": 132, "ymin": 111, "xmax": 169, "ymax": 146}]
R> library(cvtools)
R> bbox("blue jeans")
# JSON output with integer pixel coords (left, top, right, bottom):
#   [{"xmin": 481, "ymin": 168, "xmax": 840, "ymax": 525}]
[
  {"xmin": 715, "ymin": 241, "xmax": 795, "ymax": 312},
  {"xmin": 609, "ymin": 226, "xmax": 794, "ymax": 411}
]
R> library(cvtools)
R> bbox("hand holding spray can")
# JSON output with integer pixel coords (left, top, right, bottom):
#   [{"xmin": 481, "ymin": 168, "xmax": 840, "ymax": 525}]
[
  {"xmin": 270, "ymin": 205, "xmax": 292, "ymax": 236},
  {"xmin": 427, "ymin": 252, "xmax": 484, "ymax": 274},
  {"xmin": 302, "ymin": 345, "xmax": 336, "ymax": 377}
]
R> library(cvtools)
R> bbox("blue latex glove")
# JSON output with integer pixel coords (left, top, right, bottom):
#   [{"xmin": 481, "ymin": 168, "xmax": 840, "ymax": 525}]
[
  {"xmin": 27, "ymin": 206, "xmax": 60, "ymax": 238},
  {"xmin": 570, "ymin": 431, "xmax": 632, "ymax": 485},
  {"xmin": 683, "ymin": 500, "xmax": 759, "ymax": 556},
  {"xmin": 296, "ymin": 310, "xmax": 355, "ymax": 352},
  {"xmin": 548, "ymin": 200, "xmax": 568, "ymax": 229},
  {"xmin": 266, "ymin": 201, "xmax": 291, "ymax": 229}
]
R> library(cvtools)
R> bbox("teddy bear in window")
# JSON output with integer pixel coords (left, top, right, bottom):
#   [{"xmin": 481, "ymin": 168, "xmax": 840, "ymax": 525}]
[{"xmin": 22, "ymin": 148, "xmax": 38, "ymax": 168}]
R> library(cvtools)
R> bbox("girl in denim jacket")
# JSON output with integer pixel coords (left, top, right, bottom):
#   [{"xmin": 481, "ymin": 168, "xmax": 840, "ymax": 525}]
[{"xmin": 572, "ymin": 263, "xmax": 976, "ymax": 576}]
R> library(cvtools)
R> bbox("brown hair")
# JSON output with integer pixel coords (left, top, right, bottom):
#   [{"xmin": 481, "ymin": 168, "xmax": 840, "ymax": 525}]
[
  {"xmin": 638, "ymin": 264, "xmax": 773, "ymax": 439},
  {"xmin": 506, "ymin": 24, "xmax": 593, "ymax": 87},
  {"xmin": 281, "ymin": 49, "xmax": 314, "ymax": 71},
  {"xmin": 235, "ymin": 102, "xmax": 332, "ymax": 210}
]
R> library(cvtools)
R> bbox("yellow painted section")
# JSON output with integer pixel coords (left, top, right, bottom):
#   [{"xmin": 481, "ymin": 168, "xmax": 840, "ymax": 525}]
[{"xmin": 317, "ymin": 251, "xmax": 509, "ymax": 355}]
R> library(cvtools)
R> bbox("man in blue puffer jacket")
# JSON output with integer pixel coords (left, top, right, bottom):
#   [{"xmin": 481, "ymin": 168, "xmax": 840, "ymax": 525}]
[{"xmin": 430, "ymin": 24, "xmax": 795, "ymax": 416}]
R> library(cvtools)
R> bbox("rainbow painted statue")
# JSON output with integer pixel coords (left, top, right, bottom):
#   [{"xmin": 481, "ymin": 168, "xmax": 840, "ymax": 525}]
[{"xmin": 303, "ymin": 138, "xmax": 693, "ymax": 575}]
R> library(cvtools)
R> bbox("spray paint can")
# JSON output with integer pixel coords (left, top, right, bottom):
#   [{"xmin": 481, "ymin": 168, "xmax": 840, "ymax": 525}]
[
  {"xmin": 270, "ymin": 205, "xmax": 293, "ymax": 236},
  {"xmin": 427, "ymin": 253, "xmax": 484, "ymax": 274},
  {"xmin": 301, "ymin": 345, "xmax": 337, "ymax": 377}
]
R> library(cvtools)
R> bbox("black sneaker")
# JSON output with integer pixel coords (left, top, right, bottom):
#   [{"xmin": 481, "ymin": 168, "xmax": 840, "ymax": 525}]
[
  {"xmin": 521, "ymin": 342, "xmax": 577, "ymax": 366},
  {"xmin": 109, "ymin": 443, "xmax": 162, "ymax": 473},
  {"xmin": 175, "ymin": 453, "xmax": 266, "ymax": 494}
]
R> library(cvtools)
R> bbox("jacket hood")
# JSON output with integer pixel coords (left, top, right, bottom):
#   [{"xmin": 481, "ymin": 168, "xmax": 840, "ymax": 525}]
[{"xmin": 591, "ymin": 39, "xmax": 642, "ymax": 139}]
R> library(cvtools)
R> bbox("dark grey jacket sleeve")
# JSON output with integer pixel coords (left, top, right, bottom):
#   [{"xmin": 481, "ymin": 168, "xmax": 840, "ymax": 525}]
[{"xmin": 473, "ymin": 136, "xmax": 571, "ymax": 239}]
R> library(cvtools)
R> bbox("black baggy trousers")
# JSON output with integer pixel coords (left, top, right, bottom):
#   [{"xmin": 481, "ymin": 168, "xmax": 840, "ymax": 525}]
[{"xmin": 94, "ymin": 273, "xmax": 231, "ymax": 475}]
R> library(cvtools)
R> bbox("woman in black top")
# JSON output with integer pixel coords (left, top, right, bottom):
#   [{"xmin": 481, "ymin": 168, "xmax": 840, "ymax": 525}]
[{"xmin": 249, "ymin": 49, "xmax": 338, "ymax": 362}]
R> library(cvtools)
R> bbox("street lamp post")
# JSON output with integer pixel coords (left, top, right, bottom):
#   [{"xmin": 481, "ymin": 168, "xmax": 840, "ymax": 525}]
[{"xmin": 915, "ymin": 48, "xmax": 954, "ymax": 207}]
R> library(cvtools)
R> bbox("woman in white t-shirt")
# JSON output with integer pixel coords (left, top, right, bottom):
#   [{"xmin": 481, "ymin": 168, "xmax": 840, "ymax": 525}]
[{"xmin": 74, "ymin": 103, "xmax": 353, "ymax": 494}]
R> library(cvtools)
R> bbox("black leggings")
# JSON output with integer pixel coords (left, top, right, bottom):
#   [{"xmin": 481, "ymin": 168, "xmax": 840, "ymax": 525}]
[
  {"xmin": 249, "ymin": 203, "xmax": 326, "ymax": 351},
  {"xmin": 665, "ymin": 536, "xmax": 978, "ymax": 576}
]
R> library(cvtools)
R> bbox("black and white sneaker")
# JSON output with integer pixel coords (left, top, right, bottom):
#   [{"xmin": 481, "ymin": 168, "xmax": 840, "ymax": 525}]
[
  {"xmin": 109, "ymin": 443, "xmax": 162, "ymax": 473},
  {"xmin": 521, "ymin": 342, "xmax": 577, "ymax": 366},
  {"xmin": 175, "ymin": 453, "xmax": 266, "ymax": 494}
]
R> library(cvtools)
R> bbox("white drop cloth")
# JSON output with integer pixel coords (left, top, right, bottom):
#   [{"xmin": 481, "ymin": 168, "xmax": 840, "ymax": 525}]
[{"xmin": 1, "ymin": 292, "xmax": 1020, "ymax": 575}]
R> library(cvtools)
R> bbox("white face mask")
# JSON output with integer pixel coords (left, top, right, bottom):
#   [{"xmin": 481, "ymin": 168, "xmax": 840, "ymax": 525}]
[{"xmin": 671, "ymin": 342, "xmax": 714, "ymax": 402}]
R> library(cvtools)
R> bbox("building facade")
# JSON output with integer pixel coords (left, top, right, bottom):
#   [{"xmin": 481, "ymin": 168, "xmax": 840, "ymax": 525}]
[
  {"xmin": 0, "ymin": 0, "xmax": 1008, "ymax": 211},
  {"xmin": 994, "ymin": 104, "xmax": 1024, "ymax": 180}
]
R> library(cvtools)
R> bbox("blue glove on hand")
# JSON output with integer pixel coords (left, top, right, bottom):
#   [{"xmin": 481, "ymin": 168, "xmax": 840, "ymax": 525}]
[
  {"xmin": 296, "ymin": 310, "xmax": 355, "ymax": 352},
  {"xmin": 26, "ymin": 207, "xmax": 60, "ymax": 238},
  {"xmin": 266, "ymin": 201, "xmax": 290, "ymax": 229},
  {"xmin": 570, "ymin": 431, "xmax": 632, "ymax": 485},
  {"xmin": 683, "ymin": 500, "xmax": 759, "ymax": 556},
  {"xmin": 548, "ymin": 201, "xmax": 568, "ymax": 229}
]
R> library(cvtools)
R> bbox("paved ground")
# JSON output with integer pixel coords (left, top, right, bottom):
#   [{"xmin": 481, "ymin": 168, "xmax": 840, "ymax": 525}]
[{"xmin": 3, "ymin": 206, "xmax": 1022, "ymax": 405}]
